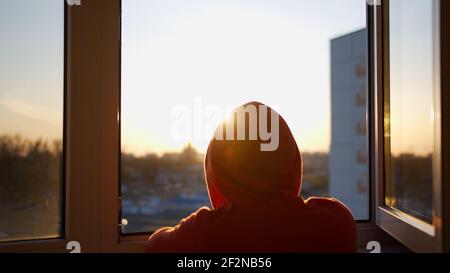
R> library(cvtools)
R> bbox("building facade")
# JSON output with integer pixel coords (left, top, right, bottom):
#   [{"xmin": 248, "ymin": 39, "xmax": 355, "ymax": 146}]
[{"xmin": 330, "ymin": 29, "xmax": 369, "ymax": 220}]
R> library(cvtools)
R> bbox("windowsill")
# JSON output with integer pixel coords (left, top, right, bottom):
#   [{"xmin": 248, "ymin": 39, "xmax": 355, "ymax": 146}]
[
  {"xmin": 0, "ymin": 238, "xmax": 68, "ymax": 253},
  {"xmin": 0, "ymin": 223, "xmax": 409, "ymax": 253},
  {"xmin": 357, "ymin": 223, "xmax": 409, "ymax": 252}
]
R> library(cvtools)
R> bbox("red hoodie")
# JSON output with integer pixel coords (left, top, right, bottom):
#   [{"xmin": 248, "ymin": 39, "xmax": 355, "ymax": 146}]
[{"xmin": 146, "ymin": 102, "xmax": 356, "ymax": 253}]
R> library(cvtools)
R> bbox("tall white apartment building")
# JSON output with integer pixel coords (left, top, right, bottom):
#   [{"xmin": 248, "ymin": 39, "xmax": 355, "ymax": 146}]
[{"xmin": 330, "ymin": 29, "xmax": 369, "ymax": 220}]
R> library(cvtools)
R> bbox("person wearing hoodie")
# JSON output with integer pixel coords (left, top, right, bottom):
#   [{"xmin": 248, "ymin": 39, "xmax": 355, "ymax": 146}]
[{"xmin": 146, "ymin": 102, "xmax": 357, "ymax": 253}]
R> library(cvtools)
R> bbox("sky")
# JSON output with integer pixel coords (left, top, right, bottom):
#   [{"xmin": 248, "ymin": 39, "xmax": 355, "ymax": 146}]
[
  {"xmin": 0, "ymin": 0, "xmax": 64, "ymax": 142},
  {"xmin": 0, "ymin": 0, "xmax": 435, "ymax": 157},
  {"xmin": 121, "ymin": 0, "xmax": 366, "ymax": 155},
  {"xmin": 389, "ymin": 0, "xmax": 436, "ymax": 157}
]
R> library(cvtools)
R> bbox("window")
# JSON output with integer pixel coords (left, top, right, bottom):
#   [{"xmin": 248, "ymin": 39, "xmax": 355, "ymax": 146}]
[
  {"xmin": 0, "ymin": 0, "xmax": 65, "ymax": 242},
  {"xmin": 120, "ymin": 0, "xmax": 368, "ymax": 234},
  {"xmin": 385, "ymin": 0, "xmax": 437, "ymax": 224},
  {"xmin": 377, "ymin": 0, "xmax": 443, "ymax": 252},
  {"xmin": 0, "ymin": 0, "xmax": 447, "ymax": 253}
]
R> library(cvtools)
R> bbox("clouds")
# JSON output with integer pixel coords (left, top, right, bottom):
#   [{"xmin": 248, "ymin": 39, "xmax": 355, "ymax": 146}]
[
  {"xmin": 0, "ymin": 99, "xmax": 60, "ymax": 123},
  {"xmin": 0, "ymin": 98, "xmax": 62, "ymax": 140}
]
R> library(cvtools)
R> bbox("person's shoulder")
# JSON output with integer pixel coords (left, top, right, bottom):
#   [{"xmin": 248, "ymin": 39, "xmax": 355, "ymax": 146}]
[
  {"xmin": 178, "ymin": 206, "xmax": 212, "ymax": 225},
  {"xmin": 160, "ymin": 206, "xmax": 213, "ymax": 235},
  {"xmin": 304, "ymin": 197, "xmax": 357, "ymax": 251},
  {"xmin": 146, "ymin": 207, "xmax": 213, "ymax": 253},
  {"xmin": 304, "ymin": 197, "xmax": 355, "ymax": 221}
]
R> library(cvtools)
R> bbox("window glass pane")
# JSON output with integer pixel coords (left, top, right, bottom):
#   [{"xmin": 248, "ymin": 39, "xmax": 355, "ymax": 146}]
[
  {"xmin": 121, "ymin": 0, "xmax": 367, "ymax": 234},
  {"xmin": 0, "ymin": 0, "xmax": 64, "ymax": 242},
  {"xmin": 386, "ymin": 0, "xmax": 437, "ymax": 223}
]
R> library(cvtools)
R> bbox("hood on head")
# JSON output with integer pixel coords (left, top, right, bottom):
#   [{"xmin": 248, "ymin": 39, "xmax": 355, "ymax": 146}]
[{"xmin": 204, "ymin": 102, "xmax": 303, "ymax": 209}]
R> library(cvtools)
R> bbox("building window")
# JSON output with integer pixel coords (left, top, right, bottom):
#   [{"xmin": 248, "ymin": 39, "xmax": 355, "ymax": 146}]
[
  {"xmin": 0, "ymin": 0, "xmax": 65, "ymax": 242},
  {"xmin": 120, "ymin": 0, "xmax": 368, "ymax": 234}
]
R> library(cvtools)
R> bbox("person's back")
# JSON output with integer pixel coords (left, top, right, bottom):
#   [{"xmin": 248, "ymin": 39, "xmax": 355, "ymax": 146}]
[{"xmin": 146, "ymin": 102, "xmax": 356, "ymax": 253}]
